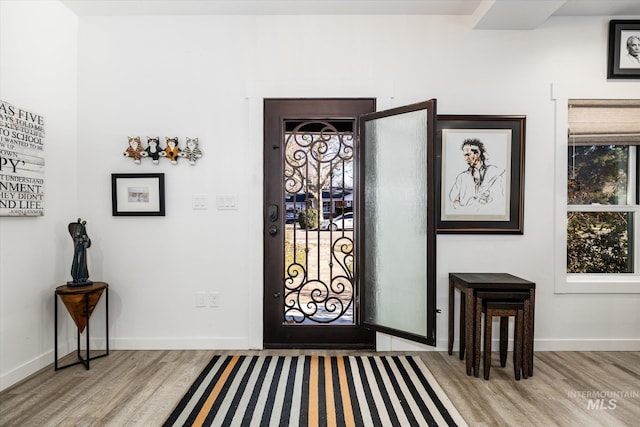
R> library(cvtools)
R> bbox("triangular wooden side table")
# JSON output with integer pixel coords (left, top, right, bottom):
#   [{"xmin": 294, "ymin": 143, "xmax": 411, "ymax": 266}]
[{"xmin": 54, "ymin": 282, "xmax": 109, "ymax": 370}]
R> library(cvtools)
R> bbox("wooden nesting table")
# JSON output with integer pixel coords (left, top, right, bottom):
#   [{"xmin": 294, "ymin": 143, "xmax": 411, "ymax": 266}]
[{"xmin": 448, "ymin": 273, "xmax": 535, "ymax": 377}]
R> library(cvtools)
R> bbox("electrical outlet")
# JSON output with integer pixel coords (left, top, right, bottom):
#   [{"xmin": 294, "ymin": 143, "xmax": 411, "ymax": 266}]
[
  {"xmin": 209, "ymin": 292, "xmax": 220, "ymax": 307},
  {"xmin": 195, "ymin": 292, "xmax": 206, "ymax": 307}
]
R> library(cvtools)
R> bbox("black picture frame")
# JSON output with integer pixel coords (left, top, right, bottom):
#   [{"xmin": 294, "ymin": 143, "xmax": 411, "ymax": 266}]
[
  {"xmin": 436, "ymin": 115, "xmax": 525, "ymax": 234},
  {"xmin": 111, "ymin": 173, "xmax": 165, "ymax": 216},
  {"xmin": 607, "ymin": 20, "xmax": 640, "ymax": 79}
]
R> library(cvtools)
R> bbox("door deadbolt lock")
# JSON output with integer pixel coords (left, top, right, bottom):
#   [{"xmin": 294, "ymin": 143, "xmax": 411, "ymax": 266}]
[
  {"xmin": 269, "ymin": 225, "xmax": 278, "ymax": 236},
  {"xmin": 268, "ymin": 204, "xmax": 278, "ymax": 222}
]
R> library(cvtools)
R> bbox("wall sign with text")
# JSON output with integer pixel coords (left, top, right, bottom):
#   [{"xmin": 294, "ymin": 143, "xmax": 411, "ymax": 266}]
[{"xmin": 0, "ymin": 100, "xmax": 45, "ymax": 216}]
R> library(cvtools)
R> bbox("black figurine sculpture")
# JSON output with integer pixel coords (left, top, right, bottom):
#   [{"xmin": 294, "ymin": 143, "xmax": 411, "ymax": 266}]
[{"xmin": 67, "ymin": 218, "xmax": 92, "ymax": 287}]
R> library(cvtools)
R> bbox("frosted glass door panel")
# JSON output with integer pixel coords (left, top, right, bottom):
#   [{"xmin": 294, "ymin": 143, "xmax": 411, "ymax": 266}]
[{"xmin": 361, "ymin": 102, "xmax": 434, "ymax": 342}]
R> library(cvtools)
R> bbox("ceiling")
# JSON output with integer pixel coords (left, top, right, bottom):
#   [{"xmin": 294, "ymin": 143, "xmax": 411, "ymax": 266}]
[{"xmin": 60, "ymin": 0, "xmax": 640, "ymax": 29}]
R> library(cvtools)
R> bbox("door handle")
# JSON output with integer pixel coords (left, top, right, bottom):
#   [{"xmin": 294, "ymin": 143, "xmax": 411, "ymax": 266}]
[
  {"xmin": 269, "ymin": 225, "xmax": 278, "ymax": 236},
  {"xmin": 268, "ymin": 204, "xmax": 278, "ymax": 222}
]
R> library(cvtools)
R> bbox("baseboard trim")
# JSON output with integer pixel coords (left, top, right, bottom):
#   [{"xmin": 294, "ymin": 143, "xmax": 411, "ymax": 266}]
[
  {"xmin": 436, "ymin": 338, "xmax": 640, "ymax": 352},
  {"xmin": 111, "ymin": 337, "xmax": 250, "ymax": 350},
  {"xmin": 1, "ymin": 350, "xmax": 52, "ymax": 392},
  {"xmin": 0, "ymin": 339, "xmax": 79, "ymax": 392},
  {"xmin": 529, "ymin": 339, "xmax": 640, "ymax": 351}
]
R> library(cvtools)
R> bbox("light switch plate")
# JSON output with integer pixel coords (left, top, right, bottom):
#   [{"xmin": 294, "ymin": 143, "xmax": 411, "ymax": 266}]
[
  {"xmin": 216, "ymin": 195, "xmax": 238, "ymax": 210},
  {"xmin": 192, "ymin": 194, "xmax": 208, "ymax": 210}
]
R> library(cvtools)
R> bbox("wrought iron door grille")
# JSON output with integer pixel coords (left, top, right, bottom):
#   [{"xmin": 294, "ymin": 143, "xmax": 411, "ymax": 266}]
[{"xmin": 283, "ymin": 120, "xmax": 356, "ymax": 325}]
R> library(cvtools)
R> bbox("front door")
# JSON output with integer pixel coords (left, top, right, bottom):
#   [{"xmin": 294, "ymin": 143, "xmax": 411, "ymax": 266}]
[
  {"xmin": 263, "ymin": 98, "xmax": 377, "ymax": 348},
  {"xmin": 263, "ymin": 98, "xmax": 438, "ymax": 349}
]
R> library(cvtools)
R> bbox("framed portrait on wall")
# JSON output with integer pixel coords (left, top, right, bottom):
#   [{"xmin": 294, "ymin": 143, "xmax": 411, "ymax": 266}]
[
  {"xmin": 436, "ymin": 115, "xmax": 526, "ymax": 234},
  {"xmin": 111, "ymin": 173, "xmax": 165, "ymax": 216},
  {"xmin": 607, "ymin": 20, "xmax": 640, "ymax": 79}
]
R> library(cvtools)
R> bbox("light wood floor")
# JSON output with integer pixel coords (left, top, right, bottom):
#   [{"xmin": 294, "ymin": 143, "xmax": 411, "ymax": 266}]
[{"xmin": 0, "ymin": 350, "xmax": 638, "ymax": 426}]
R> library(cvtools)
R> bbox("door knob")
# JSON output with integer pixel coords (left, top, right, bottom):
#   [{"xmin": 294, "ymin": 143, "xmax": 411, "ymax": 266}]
[{"xmin": 269, "ymin": 225, "xmax": 278, "ymax": 236}]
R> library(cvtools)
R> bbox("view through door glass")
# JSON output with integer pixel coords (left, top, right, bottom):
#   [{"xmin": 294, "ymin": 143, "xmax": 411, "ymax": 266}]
[
  {"xmin": 283, "ymin": 119, "xmax": 357, "ymax": 324},
  {"xmin": 264, "ymin": 99, "xmax": 376, "ymax": 349}
]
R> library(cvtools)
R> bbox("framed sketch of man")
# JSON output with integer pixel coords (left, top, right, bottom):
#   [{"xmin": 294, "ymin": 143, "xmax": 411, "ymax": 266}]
[
  {"xmin": 436, "ymin": 115, "xmax": 526, "ymax": 234},
  {"xmin": 443, "ymin": 129, "xmax": 510, "ymax": 219},
  {"xmin": 608, "ymin": 20, "xmax": 640, "ymax": 79}
]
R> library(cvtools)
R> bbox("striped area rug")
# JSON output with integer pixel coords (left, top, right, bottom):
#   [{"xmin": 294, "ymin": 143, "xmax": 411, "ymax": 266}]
[{"xmin": 163, "ymin": 355, "xmax": 467, "ymax": 427}]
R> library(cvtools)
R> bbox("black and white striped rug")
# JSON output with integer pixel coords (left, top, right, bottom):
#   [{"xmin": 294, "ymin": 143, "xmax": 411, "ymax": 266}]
[{"xmin": 164, "ymin": 355, "xmax": 466, "ymax": 427}]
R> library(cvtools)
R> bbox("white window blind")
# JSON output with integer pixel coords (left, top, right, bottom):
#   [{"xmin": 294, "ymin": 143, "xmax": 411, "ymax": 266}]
[{"xmin": 568, "ymin": 99, "xmax": 640, "ymax": 145}]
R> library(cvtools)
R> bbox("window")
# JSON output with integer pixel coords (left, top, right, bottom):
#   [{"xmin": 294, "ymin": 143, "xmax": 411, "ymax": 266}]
[{"xmin": 567, "ymin": 100, "xmax": 640, "ymax": 280}]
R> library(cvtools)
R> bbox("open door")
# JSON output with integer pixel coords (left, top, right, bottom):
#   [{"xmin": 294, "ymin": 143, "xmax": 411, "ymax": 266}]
[
  {"xmin": 263, "ymin": 98, "xmax": 436, "ymax": 349},
  {"xmin": 358, "ymin": 100, "xmax": 437, "ymax": 345}
]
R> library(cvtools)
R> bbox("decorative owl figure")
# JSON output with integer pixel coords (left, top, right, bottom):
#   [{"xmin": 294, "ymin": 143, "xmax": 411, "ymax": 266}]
[
  {"xmin": 146, "ymin": 137, "xmax": 162, "ymax": 164},
  {"xmin": 181, "ymin": 137, "xmax": 203, "ymax": 165},
  {"xmin": 162, "ymin": 137, "xmax": 181, "ymax": 164},
  {"xmin": 123, "ymin": 136, "xmax": 144, "ymax": 164}
]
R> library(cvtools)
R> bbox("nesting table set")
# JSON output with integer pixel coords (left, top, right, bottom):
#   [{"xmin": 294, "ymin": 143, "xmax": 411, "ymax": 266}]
[{"xmin": 448, "ymin": 273, "xmax": 535, "ymax": 380}]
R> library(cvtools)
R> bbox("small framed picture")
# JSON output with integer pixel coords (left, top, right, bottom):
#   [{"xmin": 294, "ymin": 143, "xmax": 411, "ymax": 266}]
[
  {"xmin": 607, "ymin": 20, "xmax": 640, "ymax": 79},
  {"xmin": 436, "ymin": 115, "xmax": 526, "ymax": 234},
  {"xmin": 111, "ymin": 173, "xmax": 165, "ymax": 216}
]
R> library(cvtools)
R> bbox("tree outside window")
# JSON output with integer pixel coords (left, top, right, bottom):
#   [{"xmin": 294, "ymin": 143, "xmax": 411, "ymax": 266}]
[{"xmin": 567, "ymin": 100, "xmax": 639, "ymax": 275}]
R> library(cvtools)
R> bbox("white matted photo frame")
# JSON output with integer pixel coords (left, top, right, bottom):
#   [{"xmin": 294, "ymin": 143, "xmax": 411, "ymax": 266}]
[
  {"xmin": 436, "ymin": 115, "xmax": 525, "ymax": 234},
  {"xmin": 607, "ymin": 20, "xmax": 640, "ymax": 79},
  {"xmin": 111, "ymin": 173, "xmax": 165, "ymax": 216}
]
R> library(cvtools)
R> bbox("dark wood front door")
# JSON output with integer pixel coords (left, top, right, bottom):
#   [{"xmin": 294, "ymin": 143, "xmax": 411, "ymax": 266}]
[
  {"xmin": 263, "ymin": 98, "xmax": 438, "ymax": 349},
  {"xmin": 263, "ymin": 98, "xmax": 376, "ymax": 349}
]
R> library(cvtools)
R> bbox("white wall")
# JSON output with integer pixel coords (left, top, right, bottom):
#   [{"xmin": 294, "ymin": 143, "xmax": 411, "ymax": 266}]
[
  {"xmin": 0, "ymin": 0, "xmax": 78, "ymax": 390},
  {"xmin": 1, "ymin": 2, "xmax": 639, "ymax": 390}
]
